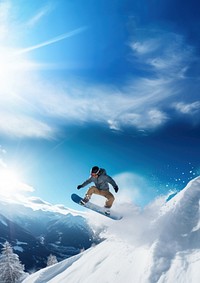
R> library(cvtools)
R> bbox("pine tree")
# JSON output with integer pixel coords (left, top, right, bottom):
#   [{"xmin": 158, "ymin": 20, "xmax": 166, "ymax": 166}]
[
  {"xmin": 0, "ymin": 241, "xmax": 26, "ymax": 283},
  {"xmin": 47, "ymin": 254, "xmax": 58, "ymax": 266}
]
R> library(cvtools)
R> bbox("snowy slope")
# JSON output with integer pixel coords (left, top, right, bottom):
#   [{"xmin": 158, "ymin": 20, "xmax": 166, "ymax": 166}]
[{"xmin": 23, "ymin": 176, "xmax": 200, "ymax": 283}]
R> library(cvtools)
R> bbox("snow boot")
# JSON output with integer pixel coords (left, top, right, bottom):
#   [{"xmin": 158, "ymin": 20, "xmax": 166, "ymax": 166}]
[
  {"xmin": 80, "ymin": 195, "xmax": 90, "ymax": 205},
  {"xmin": 104, "ymin": 207, "xmax": 110, "ymax": 216}
]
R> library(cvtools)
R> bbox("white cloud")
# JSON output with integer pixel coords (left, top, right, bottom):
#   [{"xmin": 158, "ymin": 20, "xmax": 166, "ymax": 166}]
[
  {"xmin": 20, "ymin": 183, "xmax": 35, "ymax": 193},
  {"xmin": 114, "ymin": 172, "xmax": 141, "ymax": 203},
  {"xmin": 0, "ymin": 3, "xmax": 198, "ymax": 139},
  {"xmin": 120, "ymin": 109, "xmax": 168, "ymax": 129},
  {"xmin": 0, "ymin": 72, "xmax": 175, "ymax": 138},
  {"xmin": 174, "ymin": 101, "xmax": 200, "ymax": 114},
  {"xmin": 130, "ymin": 31, "xmax": 193, "ymax": 78},
  {"xmin": 131, "ymin": 39, "xmax": 159, "ymax": 54},
  {"xmin": 26, "ymin": 3, "xmax": 53, "ymax": 27},
  {"xmin": 0, "ymin": 111, "xmax": 54, "ymax": 139},
  {"xmin": 113, "ymin": 172, "xmax": 154, "ymax": 205},
  {"xmin": 0, "ymin": 41, "xmax": 191, "ymax": 139}
]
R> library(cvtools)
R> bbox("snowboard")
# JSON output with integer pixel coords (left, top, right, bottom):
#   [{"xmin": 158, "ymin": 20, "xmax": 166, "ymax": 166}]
[{"xmin": 71, "ymin": 193, "xmax": 122, "ymax": 220}]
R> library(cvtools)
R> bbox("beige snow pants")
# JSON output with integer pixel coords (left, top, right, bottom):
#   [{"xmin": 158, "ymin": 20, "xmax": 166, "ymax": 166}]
[{"xmin": 86, "ymin": 186, "xmax": 115, "ymax": 208}]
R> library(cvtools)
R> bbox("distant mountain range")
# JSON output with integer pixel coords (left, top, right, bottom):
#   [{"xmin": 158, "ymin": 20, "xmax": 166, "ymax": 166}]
[{"xmin": 0, "ymin": 196, "xmax": 101, "ymax": 271}]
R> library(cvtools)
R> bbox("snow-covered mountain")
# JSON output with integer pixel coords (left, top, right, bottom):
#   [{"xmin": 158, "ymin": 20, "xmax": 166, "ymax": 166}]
[
  {"xmin": 23, "ymin": 176, "xmax": 200, "ymax": 283},
  {"xmin": 0, "ymin": 212, "xmax": 51, "ymax": 271},
  {"xmin": 0, "ymin": 196, "xmax": 100, "ymax": 271}
]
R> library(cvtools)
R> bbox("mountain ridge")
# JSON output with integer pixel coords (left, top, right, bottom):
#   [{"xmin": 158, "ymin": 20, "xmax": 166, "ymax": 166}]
[{"xmin": 0, "ymin": 195, "xmax": 100, "ymax": 271}]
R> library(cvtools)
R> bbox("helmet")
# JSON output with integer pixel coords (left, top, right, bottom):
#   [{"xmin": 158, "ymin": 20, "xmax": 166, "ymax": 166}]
[{"xmin": 90, "ymin": 166, "xmax": 100, "ymax": 175}]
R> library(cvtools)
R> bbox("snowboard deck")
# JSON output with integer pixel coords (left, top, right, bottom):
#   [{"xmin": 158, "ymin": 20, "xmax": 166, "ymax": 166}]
[{"xmin": 71, "ymin": 193, "xmax": 122, "ymax": 220}]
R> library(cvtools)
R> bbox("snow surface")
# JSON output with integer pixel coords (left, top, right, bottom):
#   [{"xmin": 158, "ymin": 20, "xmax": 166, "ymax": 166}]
[{"xmin": 23, "ymin": 176, "xmax": 200, "ymax": 283}]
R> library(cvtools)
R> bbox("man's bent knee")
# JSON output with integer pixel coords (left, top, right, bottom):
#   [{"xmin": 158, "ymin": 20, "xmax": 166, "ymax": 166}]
[{"xmin": 87, "ymin": 186, "xmax": 100, "ymax": 196}]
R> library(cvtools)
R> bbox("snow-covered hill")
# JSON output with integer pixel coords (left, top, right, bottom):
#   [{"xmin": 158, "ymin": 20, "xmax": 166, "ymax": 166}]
[{"xmin": 23, "ymin": 176, "xmax": 200, "ymax": 283}]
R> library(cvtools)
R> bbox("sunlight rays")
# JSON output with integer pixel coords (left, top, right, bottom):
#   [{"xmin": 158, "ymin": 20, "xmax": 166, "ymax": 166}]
[
  {"xmin": 0, "ymin": 167, "xmax": 34, "ymax": 197},
  {"xmin": 16, "ymin": 26, "xmax": 88, "ymax": 55},
  {"xmin": 0, "ymin": 1, "xmax": 88, "ymax": 139}
]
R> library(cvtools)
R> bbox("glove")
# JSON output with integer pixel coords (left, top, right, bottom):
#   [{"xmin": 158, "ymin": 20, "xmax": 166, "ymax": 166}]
[
  {"xmin": 77, "ymin": 185, "xmax": 82, "ymax": 190},
  {"xmin": 114, "ymin": 186, "xmax": 119, "ymax": 193}
]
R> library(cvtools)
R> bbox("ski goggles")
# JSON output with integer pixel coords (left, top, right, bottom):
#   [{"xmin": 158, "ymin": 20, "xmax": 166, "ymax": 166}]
[{"xmin": 90, "ymin": 169, "xmax": 100, "ymax": 176}]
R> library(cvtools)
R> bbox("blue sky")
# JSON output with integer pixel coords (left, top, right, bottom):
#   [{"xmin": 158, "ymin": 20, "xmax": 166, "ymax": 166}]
[{"xmin": 0, "ymin": 0, "xmax": 200, "ymax": 209}]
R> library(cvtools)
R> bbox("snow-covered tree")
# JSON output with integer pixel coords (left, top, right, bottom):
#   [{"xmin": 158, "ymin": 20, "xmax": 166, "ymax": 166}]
[
  {"xmin": 0, "ymin": 241, "xmax": 26, "ymax": 283},
  {"xmin": 47, "ymin": 254, "xmax": 58, "ymax": 266}
]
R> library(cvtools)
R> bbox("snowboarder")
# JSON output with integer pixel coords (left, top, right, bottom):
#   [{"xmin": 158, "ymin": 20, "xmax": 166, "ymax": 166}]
[{"xmin": 77, "ymin": 166, "xmax": 119, "ymax": 215}]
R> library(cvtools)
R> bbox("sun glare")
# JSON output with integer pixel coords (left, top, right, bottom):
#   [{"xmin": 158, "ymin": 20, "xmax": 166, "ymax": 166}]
[
  {"xmin": 0, "ymin": 47, "xmax": 36, "ymax": 82},
  {"xmin": 0, "ymin": 48, "xmax": 17, "ymax": 72},
  {"xmin": 0, "ymin": 168, "xmax": 25, "ymax": 196}
]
